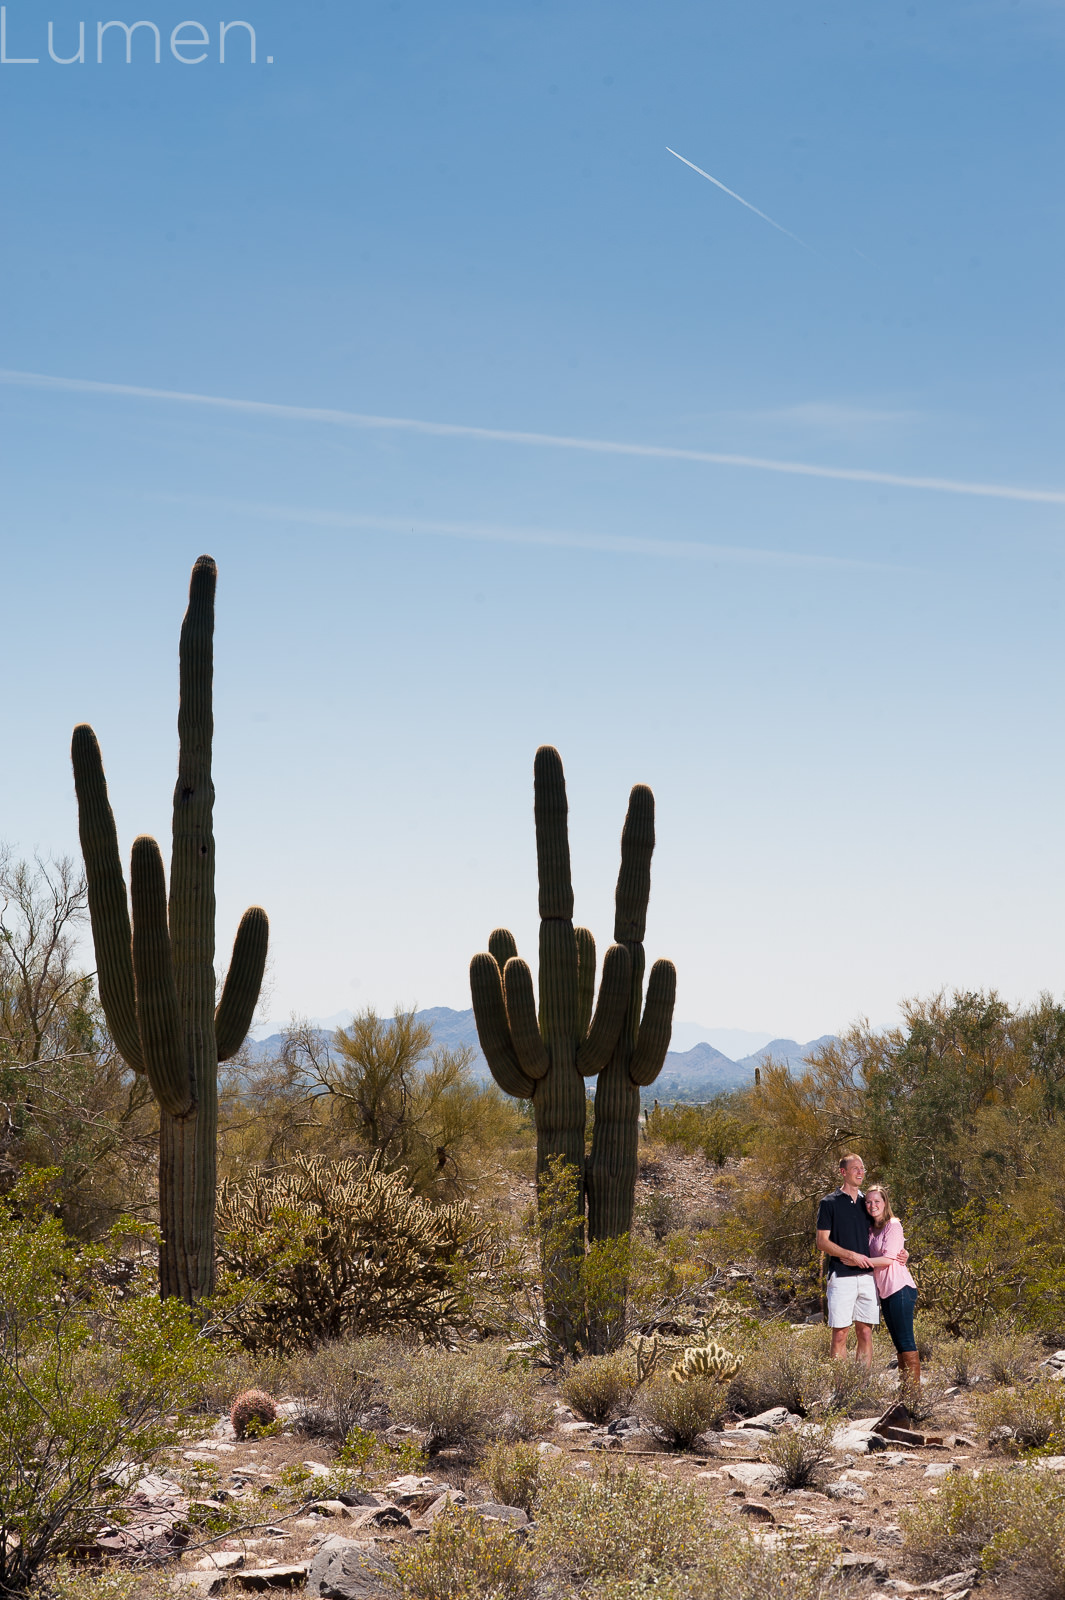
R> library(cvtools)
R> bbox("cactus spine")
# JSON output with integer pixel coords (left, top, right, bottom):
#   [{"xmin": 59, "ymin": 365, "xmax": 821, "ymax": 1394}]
[
  {"xmin": 587, "ymin": 785, "xmax": 676, "ymax": 1244},
  {"xmin": 469, "ymin": 746, "xmax": 632, "ymax": 1351},
  {"xmin": 72, "ymin": 555, "xmax": 267, "ymax": 1302}
]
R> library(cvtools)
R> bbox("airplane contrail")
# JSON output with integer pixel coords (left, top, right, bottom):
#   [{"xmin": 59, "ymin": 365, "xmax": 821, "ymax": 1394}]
[
  {"xmin": 666, "ymin": 146, "xmax": 808, "ymax": 249},
  {"xmin": 1, "ymin": 367, "xmax": 1063, "ymax": 506}
]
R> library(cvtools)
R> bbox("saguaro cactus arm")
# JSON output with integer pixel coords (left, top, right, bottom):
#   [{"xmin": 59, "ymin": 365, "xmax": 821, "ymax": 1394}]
[
  {"xmin": 71, "ymin": 724, "xmax": 144, "ymax": 1073},
  {"xmin": 503, "ymin": 958, "xmax": 549, "ymax": 1080},
  {"xmin": 215, "ymin": 906, "xmax": 270, "ymax": 1062},
  {"xmin": 575, "ymin": 927, "xmax": 596, "ymax": 1037},
  {"xmin": 469, "ymin": 952, "xmax": 535, "ymax": 1098},
  {"xmin": 130, "ymin": 835, "xmax": 193, "ymax": 1116},
  {"xmin": 629, "ymin": 958, "xmax": 678, "ymax": 1086},
  {"xmin": 576, "ymin": 943, "xmax": 632, "ymax": 1076}
]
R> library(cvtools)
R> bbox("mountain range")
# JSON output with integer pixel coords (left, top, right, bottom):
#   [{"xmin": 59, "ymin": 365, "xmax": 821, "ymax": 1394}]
[{"xmin": 249, "ymin": 1008, "xmax": 835, "ymax": 1097}]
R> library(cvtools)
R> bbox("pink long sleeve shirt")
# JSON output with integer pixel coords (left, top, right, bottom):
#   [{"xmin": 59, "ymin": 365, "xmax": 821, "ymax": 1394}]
[{"xmin": 867, "ymin": 1218, "xmax": 916, "ymax": 1299}]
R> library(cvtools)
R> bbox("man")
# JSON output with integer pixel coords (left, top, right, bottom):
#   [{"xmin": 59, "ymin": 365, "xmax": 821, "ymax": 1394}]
[{"xmin": 816, "ymin": 1152, "xmax": 878, "ymax": 1368}]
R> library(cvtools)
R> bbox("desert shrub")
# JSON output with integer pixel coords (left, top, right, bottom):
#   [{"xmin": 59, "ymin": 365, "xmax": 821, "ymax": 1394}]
[
  {"xmin": 764, "ymin": 1415, "xmax": 838, "ymax": 1490},
  {"xmin": 904, "ymin": 1465, "xmax": 1065, "ymax": 1596},
  {"xmin": 334, "ymin": 1425, "xmax": 428, "ymax": 1480},
  {"xmin": 588, "ymin": 1528, "xmax": 838, "ymax": 1600},
  {"xmin": 0, "ymin": 1179, "xmax": 217, "ymax": 1598},
  {"xmin": 32, "ymin": 1566, "xmax": 178, "ymax": 1600},
  {"xmin": 728, "ymin": 1324, "xmax": 823, "ymax": 1416},
  {"xmin": 899, "ymin": 1368, "xmax": 952, "ymax": 1425},
  {"xmin": 286, "ymin": 1337, "xmax": 394, "ymax": 1442},
  {"xmin": 636, "ymin": 1372, "xmax": 729, "ymax": 1448},
  {"xmin": 975, "ymin": 1379, "xmax": 1065, "ymax": 1453},
  {"xmin": 230, "ymin": 1388, "xmax": 277, "ymax": 1439},
  {"xmin": 644, "ymin": 1102, "xmax": 748, "ymax": 1167},
  {"xmin": 636, "ymin": 1191, "xmax": 687, "ymax": 1242},
  {"xmin": 534, "ymin": 1464, "xmax": 708, "ymax": 1586},
  {"xmin": 388, "ymin": 1346, "xmax": 552, "ymax": 1454},
  {"xmin": 815, "ymin": 1356, "xmax": 883, "ymax": 1416},
  {"xmin": 392, "ymin": 1504, "xmax": 536, "ymax": 1600},
  {"xmin": 979, "ymin": 1330, "xmax": 1042, "ymax": 1386},
  {"xmin": 215, "ymin": 1153, "xmax": 490, "ymax": 1350},
  {"xmin": 478, "ymin": 1441, "xmax": 550, "ymax": 1514},
  {"xmin": 911, "ymin": 1310, "xmax": 939, "ymax": 1365},
  {"xmin": 560, "ymin": 1352, "xmax": 635, "ymax": 1423},
  {"xmin": 939, "ymin": 1337, "xmax": 979, "ymax": 1388}
]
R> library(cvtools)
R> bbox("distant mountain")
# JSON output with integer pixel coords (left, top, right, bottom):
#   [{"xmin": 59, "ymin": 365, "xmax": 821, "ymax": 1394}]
[{"xmin": 246, "ymin": 1009, "xmax": 836, "ymax": 1097}]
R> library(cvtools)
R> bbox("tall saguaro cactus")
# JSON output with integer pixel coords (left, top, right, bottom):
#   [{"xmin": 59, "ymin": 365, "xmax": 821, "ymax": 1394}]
[
  {"xmin": 72, "ymin": 555, "xmax": 268, "ymax": 1302},
  {"xmin": 587, "ymin": 785, "xmax": 676, "ymax": 1244},
  {"xmin": 470, "ymin": 747, "xmax": 632, "ymax": 1349}
]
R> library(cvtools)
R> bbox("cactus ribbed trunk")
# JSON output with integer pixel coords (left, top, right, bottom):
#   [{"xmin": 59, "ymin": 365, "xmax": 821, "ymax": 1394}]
[{"xmin": 73, "ymin": 556, "xmax": 268, "ymax": 1302}]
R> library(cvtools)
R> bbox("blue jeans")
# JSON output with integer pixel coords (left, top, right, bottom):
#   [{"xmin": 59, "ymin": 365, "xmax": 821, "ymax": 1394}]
[{"xmin": 879, "ymin": 1284, "xmax": 918, "ymax": 1354}]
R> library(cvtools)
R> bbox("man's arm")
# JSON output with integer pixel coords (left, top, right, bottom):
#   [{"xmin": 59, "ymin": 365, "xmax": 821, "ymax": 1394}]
[{"xmin": 816, "ymin": 1228, "xmax": 872, "ymax": 1270}]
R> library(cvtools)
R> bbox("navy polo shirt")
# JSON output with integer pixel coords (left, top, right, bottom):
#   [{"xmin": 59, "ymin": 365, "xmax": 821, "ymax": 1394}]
[{"xmin": 816, "ymin": 1188, "xmax": 870, "ymax": 1278}]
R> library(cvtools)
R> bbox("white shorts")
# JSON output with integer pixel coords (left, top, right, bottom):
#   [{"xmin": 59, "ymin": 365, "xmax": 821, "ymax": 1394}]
[{"xmin": 826, "ymin": 1272, "xmax": 879, "ymax": 1328}]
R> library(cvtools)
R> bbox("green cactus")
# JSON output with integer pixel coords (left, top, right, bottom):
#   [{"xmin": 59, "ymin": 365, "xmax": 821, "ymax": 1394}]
[
  {"xmin": 587, "ymin": 785, "xmax": 676, "ymax": 1245},
  {"xmin": 71, "ymin": 555, "xmax": 267, "ymax": 1302},
  {"xmin": 668, "ymin": 1341, "xmax": 742, "ymax": 1386},
  {"xmin": 470, "ymin": 746, "xmax": 633, "ymax": 1351}
]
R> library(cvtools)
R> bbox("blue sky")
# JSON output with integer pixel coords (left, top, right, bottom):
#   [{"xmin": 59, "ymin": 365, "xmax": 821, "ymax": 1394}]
[{"xmin": 2, "ymin": 0, "xmax": 1063, "ymax": 1042}]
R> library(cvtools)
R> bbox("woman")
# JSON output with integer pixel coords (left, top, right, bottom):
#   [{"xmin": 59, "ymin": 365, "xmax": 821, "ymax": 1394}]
[{"xmin": 864, "ymin": 1184, "xmax": 920, "ymax": 1386}]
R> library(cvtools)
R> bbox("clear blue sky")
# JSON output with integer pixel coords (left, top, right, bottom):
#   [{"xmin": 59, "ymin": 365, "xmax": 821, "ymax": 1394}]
[{"xmin": 3, "ymin": 0, "xmax": 1063, "ymax": 1042}]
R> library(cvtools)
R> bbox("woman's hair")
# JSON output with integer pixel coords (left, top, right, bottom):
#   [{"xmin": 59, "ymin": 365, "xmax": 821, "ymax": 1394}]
[{"xmin": 864, "ymin": 1184, "xmax": 894, "ymax": 1224}]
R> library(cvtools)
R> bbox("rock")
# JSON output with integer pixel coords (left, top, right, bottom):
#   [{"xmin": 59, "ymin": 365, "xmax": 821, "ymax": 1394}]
[
  {"xmin": 191, "ymin": 1552, "xmax": 245, "ymax": 1571},
  {"xmin": 418, "ymin": 1490, "xmax": 469, "ymax": 1524},
  {"xmin": 473, "ymin": 1502, "xmax": 530, "ymax": 1529},
  {"xmin": 537, "ymin": 1443, "xmax": 563, "ymax": 1457},
  {"xmin": 924, "ymin": 1463, "xmax": 958, "ymax": 1479},
  {"xmin": 832, "ymin": 1421, "xmax": 888, "ymax": 1455},
  {"xmin": 620, "ymin": 1429, "xmax": 658, "ymax": 1451},
  {"xmin": 724, "ymin": 1463, "xmax": 777, "ymax": 1492},
  {"xmin": 825, "ymin": 1480, "xmax": 867, "ymax": 1502},
  {"xmin": 231, "ymin": 1567, "xmax": 309, "ymax": 1593},
  {"xmin": 558, "ymin": 1421, "xmax": 595, "ymax": 1435},
  {"xmin": 336, "ymin": 1491, "xmax": 384, "ymax": 1508},
  {"xmin": 307, "ymin": 1538, "xmax": 397, "ymax": 1599},
  {"xmin": 833, "ymin": 1554, "xmax": 888, "ymax": 1579},
  {"xmin": 303, "ymin": 1462, "xmax": 336, "ymax": 1479},
  {"xmin": 1036, "ymin": 1456, "xmax": 1065, "ymax": 1471},
  {"xmin": 347, "ymin": 1506, "xmax": 412, "ymax": 1531},
  {"xmin": 736, "ymin": 1501, "xmax": 774, "ymax": 1521},
  {"xmin": 384, "ymin": 1475, "xmax": 441, "ymax": 1497},
  {"xmin": 738, "ymin": 1407, "xmax": 791, "ymax": 1432},
  {"xmin": 607, "ymin": 1415, "xmax": 641, "ymax": 1435},
  {"xmin": 874, "ymin": 1525, "xmax": 904, "ymax": 1546},
  {"xmin": 988, "ymin": 1425, "xmax": 1015, "ymax": 1447},
  {"xmin": 311, "ymin": 1502, "xmax": 355, "ymax": 1518},
  {"xmin": 878, "ymin": 1453, "xmax": 912, "ymax": 1468},
  {"xmin": 590, "ymin": 1431, "xmax": 623, "ymax": 1450},
  {"xmin": 924, "ymin": 1572, "xmax": 978, "ymax": 1594}
]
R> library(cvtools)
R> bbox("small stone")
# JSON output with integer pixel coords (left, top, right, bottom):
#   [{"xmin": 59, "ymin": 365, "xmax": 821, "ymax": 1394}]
[
  {"xmin": 737, "ymin": 1501, "xmax": 774, "ymax": 1522},
  {"xmin": 924, "ymin": 1463, "xmax": 958, "ymax": 1479},
  {"xmin": 192, "ymin": 1552, "xmax": 245, "ymax": 1572},
  {"xmin": 725, "ymin": 1463, "xmax": 777, "ymax": 1492},
  {"xmin": 739, "ymin": 1407, "xmax": 791, "ymax": 1432},
  {"xmin": 825, "ymin": 1480, "xmax": 867, "ymax": 1502},
  {"xmin": 558, "ymin": 1420, "xmax": 595, "ymax": 1435},
  {"xmin": 537, "ymin": 1443, "xmax": 563, "ymax": 1457},
  {"xmin": 833, "ymin": 1553, "xmax": 888, "ymax": 1579},
  {"xmin": 231, "ymin": 1566, "xmax": 309, "ymax": 1592},
  {"xmin": 306, "ymin": 1537, "xmax": 396, "ymax": 1598},
  {"xmin": 474, "ymin": 1502, "xmax": 529, "ymax": 1529},
  {"xmin": 1035, "ymin": 1456, "xmax": 1065, "ymax": 1471}
]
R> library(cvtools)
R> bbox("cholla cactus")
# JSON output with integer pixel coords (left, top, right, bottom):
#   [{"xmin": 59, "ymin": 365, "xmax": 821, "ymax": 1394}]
[
  {"xmin": 668, "ymin": 1341, "xmax": 742, "ymax": 1386},
  {"xmin": 231, "ymin": 1389, "xmax": 277, "ymax": 1439}
]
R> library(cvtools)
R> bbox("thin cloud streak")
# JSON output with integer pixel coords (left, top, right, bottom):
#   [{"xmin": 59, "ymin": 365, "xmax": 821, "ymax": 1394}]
[
  {"xmin": 163, "ymin": 494, "xmax": 900, "ymax": 573},
  {"xmin": 2, "ymin": 367, "xmax": 1063, "ymax": 507},
  {"xmin": 665, "ymin": 146, "xmax": 809, "ymax": 249}
]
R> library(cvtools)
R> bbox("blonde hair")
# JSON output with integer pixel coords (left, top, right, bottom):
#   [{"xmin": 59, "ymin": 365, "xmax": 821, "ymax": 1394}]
[{"xmin": 864, "ymin": 1184, "xmax": 894, "ymax": 1223}]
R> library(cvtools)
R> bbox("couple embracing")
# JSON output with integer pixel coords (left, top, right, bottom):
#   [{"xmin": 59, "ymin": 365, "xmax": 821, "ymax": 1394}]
[{"xmin": 815, "ymin": 1152, "xmax": 920, "ymax": 1386}]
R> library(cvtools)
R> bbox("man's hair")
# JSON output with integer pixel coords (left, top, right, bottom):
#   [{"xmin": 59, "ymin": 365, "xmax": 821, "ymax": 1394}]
[
  {"xmin": 863, "ymin": 1184, "xmax": 894, "ymax": 1223},
  {"xmin": 838, "ymin": 1152, "xmax": 862, "ymax": 1170}
]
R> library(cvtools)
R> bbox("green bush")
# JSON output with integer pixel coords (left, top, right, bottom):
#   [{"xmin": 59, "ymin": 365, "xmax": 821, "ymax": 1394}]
[
  {"xmin": 0, "ymin": 1178, "xmax": 217, "ymax": 1598},
  {"xmin": 560, "ymin": 1353, "xmax": 635, "ymax": 1424},
  {"xmin": 388, "ymin": 1346, "xmax": 552, "ymax": 1455},
  {"xmin": 392, "ymin": 1504, "xmax": 536, "ymax": 1600},
  {"xmin": 478, "ymin": 1441, "xmax": 551, "ymax": 1515},
  {"xmin": 644, "ymin": 1102, "xmax": 748, "ymax": 1167},
  {"xmin": 727, "ymin": 1324, "xmax": 822, "ymax": 1417},
  {"xmin": 938, "ymin": 1336, "xmax": 979, "ymax": 1388},
  {"xmin": 286, "ymin": 1337, "xmax": 394, "ymax": 1442},
  {"xmin": 636, "ymin": 1372, "xmax": 728, "ymax": 1449},
  {"xmin": 32, "ymin": 1565, "xmax": 178, "ymax": 1600},
  {"xmin": 979, "ymin": 1330, "xmax": 1042, "ymax": 1386},
  {"xmin": 904, "ymin": 1466, "xmax": 1065, "ymax": 1597},
  {"xmin": 590, "ymin": 1529, "xmax": 838, "ymax": 1600},
  {"xmin": 534, "ymin": 1465, "xmax": 708, "ymax": 1586},
  {"xmin": 975, "ymin": 1380, "xmax": 1065, "ymax": 1453},
  {"xmin": 215, "ymin": 1153, "xmax": 490, "ymax": 1350}
]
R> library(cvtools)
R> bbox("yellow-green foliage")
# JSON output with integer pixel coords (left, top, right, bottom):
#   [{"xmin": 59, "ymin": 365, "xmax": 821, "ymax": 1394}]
[
  {"xmin": 479, "ymin": 1441, "xmax": 552, "ymax": 1515},
  {"xmin": 215, "ymin": 1153, "xmax": 490, "ymax": 1350},
  {"xmin": 393, "ymin": 1504, "xmax": 536, "ymax": 1600},
  {"xmin": 388, "ymin": 1344, "xmax": 552, "ymax": 1455},
  {"xmin": 560, "ymin": 1352, "xmax": 635, "ymax": 1422},
  {"xmin": 644, "ymin": 1101, "xmax": 749, "ymax": 1166},
  {"xmin": 534, "ymin": 1464, "xmax": 707, "ymax": 1586},
  {"xmin": 637, "ymin": 1371, "xmax": 730, "ymax": 1447},
  {"xmin": 904, "ymin": 1466, "xmax": 1065, "ymax": 1597},
  {"xmin": 975, "ymin": 1380, "xmax": 1065, "ymax": 1453}
]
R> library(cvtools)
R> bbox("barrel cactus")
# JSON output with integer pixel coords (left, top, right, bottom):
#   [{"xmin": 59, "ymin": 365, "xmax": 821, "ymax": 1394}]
[{"xmin": 71, "ymin": 555, "xmax": 267, "ymax": 1301}]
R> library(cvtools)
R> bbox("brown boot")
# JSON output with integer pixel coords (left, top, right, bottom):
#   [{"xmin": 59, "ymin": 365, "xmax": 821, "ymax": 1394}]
[{"xmin": 897, "ymin": 1348, "xmax": 921, "ymax": 1398}]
